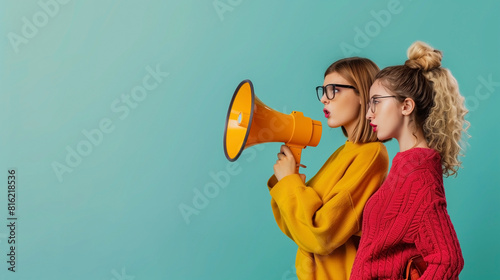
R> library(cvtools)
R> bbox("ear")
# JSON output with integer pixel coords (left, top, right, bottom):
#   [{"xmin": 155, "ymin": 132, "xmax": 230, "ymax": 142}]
[{"xmin": 401, "ymin": 98, "xmax": 415, "ymax": 116}]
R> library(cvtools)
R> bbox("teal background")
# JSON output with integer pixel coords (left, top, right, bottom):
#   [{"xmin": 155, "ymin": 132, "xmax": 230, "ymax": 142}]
[{"xmin": 1, "ymin": 0, "xmax": 499, "ymax": 279}]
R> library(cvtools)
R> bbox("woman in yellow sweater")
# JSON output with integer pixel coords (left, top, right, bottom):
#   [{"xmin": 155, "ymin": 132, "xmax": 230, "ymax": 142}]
[{"xmin": 268, "ymin": 57, "xmax": 389, "ymax": 280}]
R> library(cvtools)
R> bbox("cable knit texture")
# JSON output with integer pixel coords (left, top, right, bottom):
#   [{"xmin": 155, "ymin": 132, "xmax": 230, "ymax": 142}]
[
  {"xmin": 350, "ymin": 148, "xmax": 464, "ymax": 280},
  {"xmin": 268, "ymin": 141, "xmax": 389, "ymax": 280}
]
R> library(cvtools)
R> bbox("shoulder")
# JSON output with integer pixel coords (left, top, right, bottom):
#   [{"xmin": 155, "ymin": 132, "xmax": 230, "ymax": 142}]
[
  {"xmin": 340, "ymin": 142, "xmax": 389, "ymax": 175},
  {"xmin": 346, "ymin": 141, "xmax": 386, "ymax": 154},
  {"xmin": 403, "ymin": 167, "xmax": 442, "ymax": 186},
  {"xmin": 396, "ymin": 148, "xmax": 440, "ymax": 168},
  {"xmin": 393, "ymin": 160, "xmax": 445, "ymax": 200},
  {"xmin": 393, "ymin": 148, "xmax": 441, "ymax": 176},
  {"xmin": 347, "ymin": 141, "xmax": 389, "ymax": 163}
]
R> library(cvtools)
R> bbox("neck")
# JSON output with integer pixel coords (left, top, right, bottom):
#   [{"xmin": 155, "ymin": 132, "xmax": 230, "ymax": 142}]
[
  {"xmin": 396, "ymin": 123, "xmax": 429, "ymax": 152},
  {"xmin": 344, "ymin": 121, "xmax": 356, "ymax": 142}
]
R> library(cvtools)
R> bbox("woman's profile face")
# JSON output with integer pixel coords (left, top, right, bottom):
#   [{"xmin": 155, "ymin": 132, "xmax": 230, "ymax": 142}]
[
  {"xmin": 321, "ymin": 72, "xmax": 360, "ymax": 135},
  {"xmin": 366, "ymin": 80, "xmax": 403, "ymax": 141}
]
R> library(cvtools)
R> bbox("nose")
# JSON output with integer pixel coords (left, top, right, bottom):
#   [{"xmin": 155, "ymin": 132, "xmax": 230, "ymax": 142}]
[
  {"xmin": 321, "ymin": 93, "xmax": 329, "ymax": 104},
  {"xmin": 366, "ymin": 107, "xmax": 374, "ymax": 120}
]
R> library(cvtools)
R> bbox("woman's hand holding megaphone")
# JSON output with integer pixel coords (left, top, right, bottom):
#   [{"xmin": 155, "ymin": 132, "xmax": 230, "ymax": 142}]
[{"xmin": 274, "ymin": 145, "xmax": 307, "ymax": 183}]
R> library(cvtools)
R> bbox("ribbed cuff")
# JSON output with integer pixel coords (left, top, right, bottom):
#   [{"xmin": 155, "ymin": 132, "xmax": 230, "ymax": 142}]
[{"xmin": 269, "ymin": 174, "xmax": 304, "ymax": 200}]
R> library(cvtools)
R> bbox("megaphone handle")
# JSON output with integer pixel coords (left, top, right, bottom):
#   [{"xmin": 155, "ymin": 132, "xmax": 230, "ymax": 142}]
[{"xmin": 287, "ymin": 145, "xmax": 304, "ymax": 173}]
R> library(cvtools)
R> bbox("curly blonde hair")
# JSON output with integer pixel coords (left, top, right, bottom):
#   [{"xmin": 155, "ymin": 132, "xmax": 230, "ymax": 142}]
[{"xmin": 375, "ymin": 41, "xmax": 469, "ymax": 177}]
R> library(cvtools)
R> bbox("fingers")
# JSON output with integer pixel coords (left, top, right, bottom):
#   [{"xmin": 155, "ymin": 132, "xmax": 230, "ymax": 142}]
[
  {"xmin": 276, "ymin": 145, "xmax": 291, "ymax": 160},
  {"xmin": 280, "ymin": 145, "xmax": 293, "ymax": 157},
  {"xmin": 277, "ymin": 145, "xmax": 306, "ymax": 167},
  {"xmin": 274, "ymin": 159, "xmax": 295, "ymax": 182},
  {"xmin": 277, "ymin": 145, "xmax": 295, "ymax": 163},
  {"xmin": 277, "ymin": 152, "xmax": 286, "ymax": 160}
]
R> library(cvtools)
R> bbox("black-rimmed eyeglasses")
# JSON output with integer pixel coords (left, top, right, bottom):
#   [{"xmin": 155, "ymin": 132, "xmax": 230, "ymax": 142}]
[{"xmin": 316, "ymin": 84, "xmax": 356, "ymax": 101}]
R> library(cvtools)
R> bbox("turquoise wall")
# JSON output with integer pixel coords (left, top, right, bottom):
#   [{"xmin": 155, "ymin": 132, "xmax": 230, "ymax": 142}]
[{"xmin": 1, "ymin": 0, "xmax": 498, "ymax": 279}]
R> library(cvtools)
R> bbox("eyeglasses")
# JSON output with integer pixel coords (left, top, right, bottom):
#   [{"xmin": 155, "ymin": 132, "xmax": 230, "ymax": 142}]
[
  {"xmin": 367, "ymin": 96, "xmax": 397, "ymax": 113},
  {"xmin": 316, "ymin": 84, "xmax": 356, "ymax": 101}
]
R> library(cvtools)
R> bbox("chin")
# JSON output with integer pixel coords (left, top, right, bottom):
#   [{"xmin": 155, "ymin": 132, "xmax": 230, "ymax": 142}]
[
  {"xmin": 327, "ymin": 120, "xmax": 342, "ymax": 129},
  {"xmin": 375, "ymin": 132, "xmax": 392, "ymax": 142},
  {"xmin": 373, "ymin": 131, "xmax": 385, "ymax": 140},
  {"xmin": 377, "ymin": 136, "xmax": 391, "ymax": 142},
  {"xmin": 328, "ymin": 123, "xmax": 342, "ymax": 129}
]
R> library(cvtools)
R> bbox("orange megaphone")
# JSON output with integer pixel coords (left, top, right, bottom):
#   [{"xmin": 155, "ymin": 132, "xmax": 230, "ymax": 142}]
[{"xmin": 223, "ymin": 79, "xmax": 322, "ymax": 171}]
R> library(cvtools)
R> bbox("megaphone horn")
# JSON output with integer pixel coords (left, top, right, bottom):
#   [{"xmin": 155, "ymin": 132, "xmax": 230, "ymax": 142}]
[{"xmin": 223, "ymin": 80, "xmax": 322, "ymax": 171}]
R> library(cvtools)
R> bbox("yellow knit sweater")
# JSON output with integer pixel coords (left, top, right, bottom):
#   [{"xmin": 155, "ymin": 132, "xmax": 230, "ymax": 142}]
[{"xmin": 268, "ymin": 141, "xmax": 388, "ymax": 280}]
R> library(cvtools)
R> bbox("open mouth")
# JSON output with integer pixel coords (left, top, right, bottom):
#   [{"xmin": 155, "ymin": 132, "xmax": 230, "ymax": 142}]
[
  {"xmin": 323, "ymin": 109, "xmax": 330, "ymax": 118},
  {"xmin": 369, "ymin": 123, "xmax": 377, "ymax": 132}
]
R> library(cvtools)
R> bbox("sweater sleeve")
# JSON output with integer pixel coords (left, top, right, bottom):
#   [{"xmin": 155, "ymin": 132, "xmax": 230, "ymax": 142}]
[
  {"xmin": 268, "ymin": 144, "xmax": 388, "ymax": 255},
  {"xmin": 415, "ymin": 198, "xmax": 464, "ymax": 280}
]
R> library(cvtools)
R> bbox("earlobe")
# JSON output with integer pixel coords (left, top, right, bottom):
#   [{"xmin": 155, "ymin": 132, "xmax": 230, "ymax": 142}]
[{"xmin": 402, "ymin": 98, "xmax": 415, "ymax": 116}]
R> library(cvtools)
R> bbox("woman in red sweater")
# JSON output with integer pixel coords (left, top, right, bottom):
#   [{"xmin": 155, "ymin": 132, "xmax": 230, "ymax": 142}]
[{"xmin": 350, "ymin": 41, "xmax": 468, "ymax": 279}]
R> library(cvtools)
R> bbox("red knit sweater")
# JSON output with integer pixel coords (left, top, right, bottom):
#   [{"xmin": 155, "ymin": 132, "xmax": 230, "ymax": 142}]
[{"xmin": 350, "ymin": 148, "xmax": 464, "ymax": 280}]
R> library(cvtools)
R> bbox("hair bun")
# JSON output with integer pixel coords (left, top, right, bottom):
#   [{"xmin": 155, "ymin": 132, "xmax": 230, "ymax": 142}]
[{"xmin": 404, "ymin": 41, "xmax": 442, "ymax": 71}]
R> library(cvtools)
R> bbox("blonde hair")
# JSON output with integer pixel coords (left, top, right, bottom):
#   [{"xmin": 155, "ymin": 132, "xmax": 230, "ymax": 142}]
[
  {"xmin": 324, "ymin": 57, "xmax": 380, "ymax": 143},
  {"xmin": 375, "ymin": 41, "xmax": 469, "ymax": 177}
]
